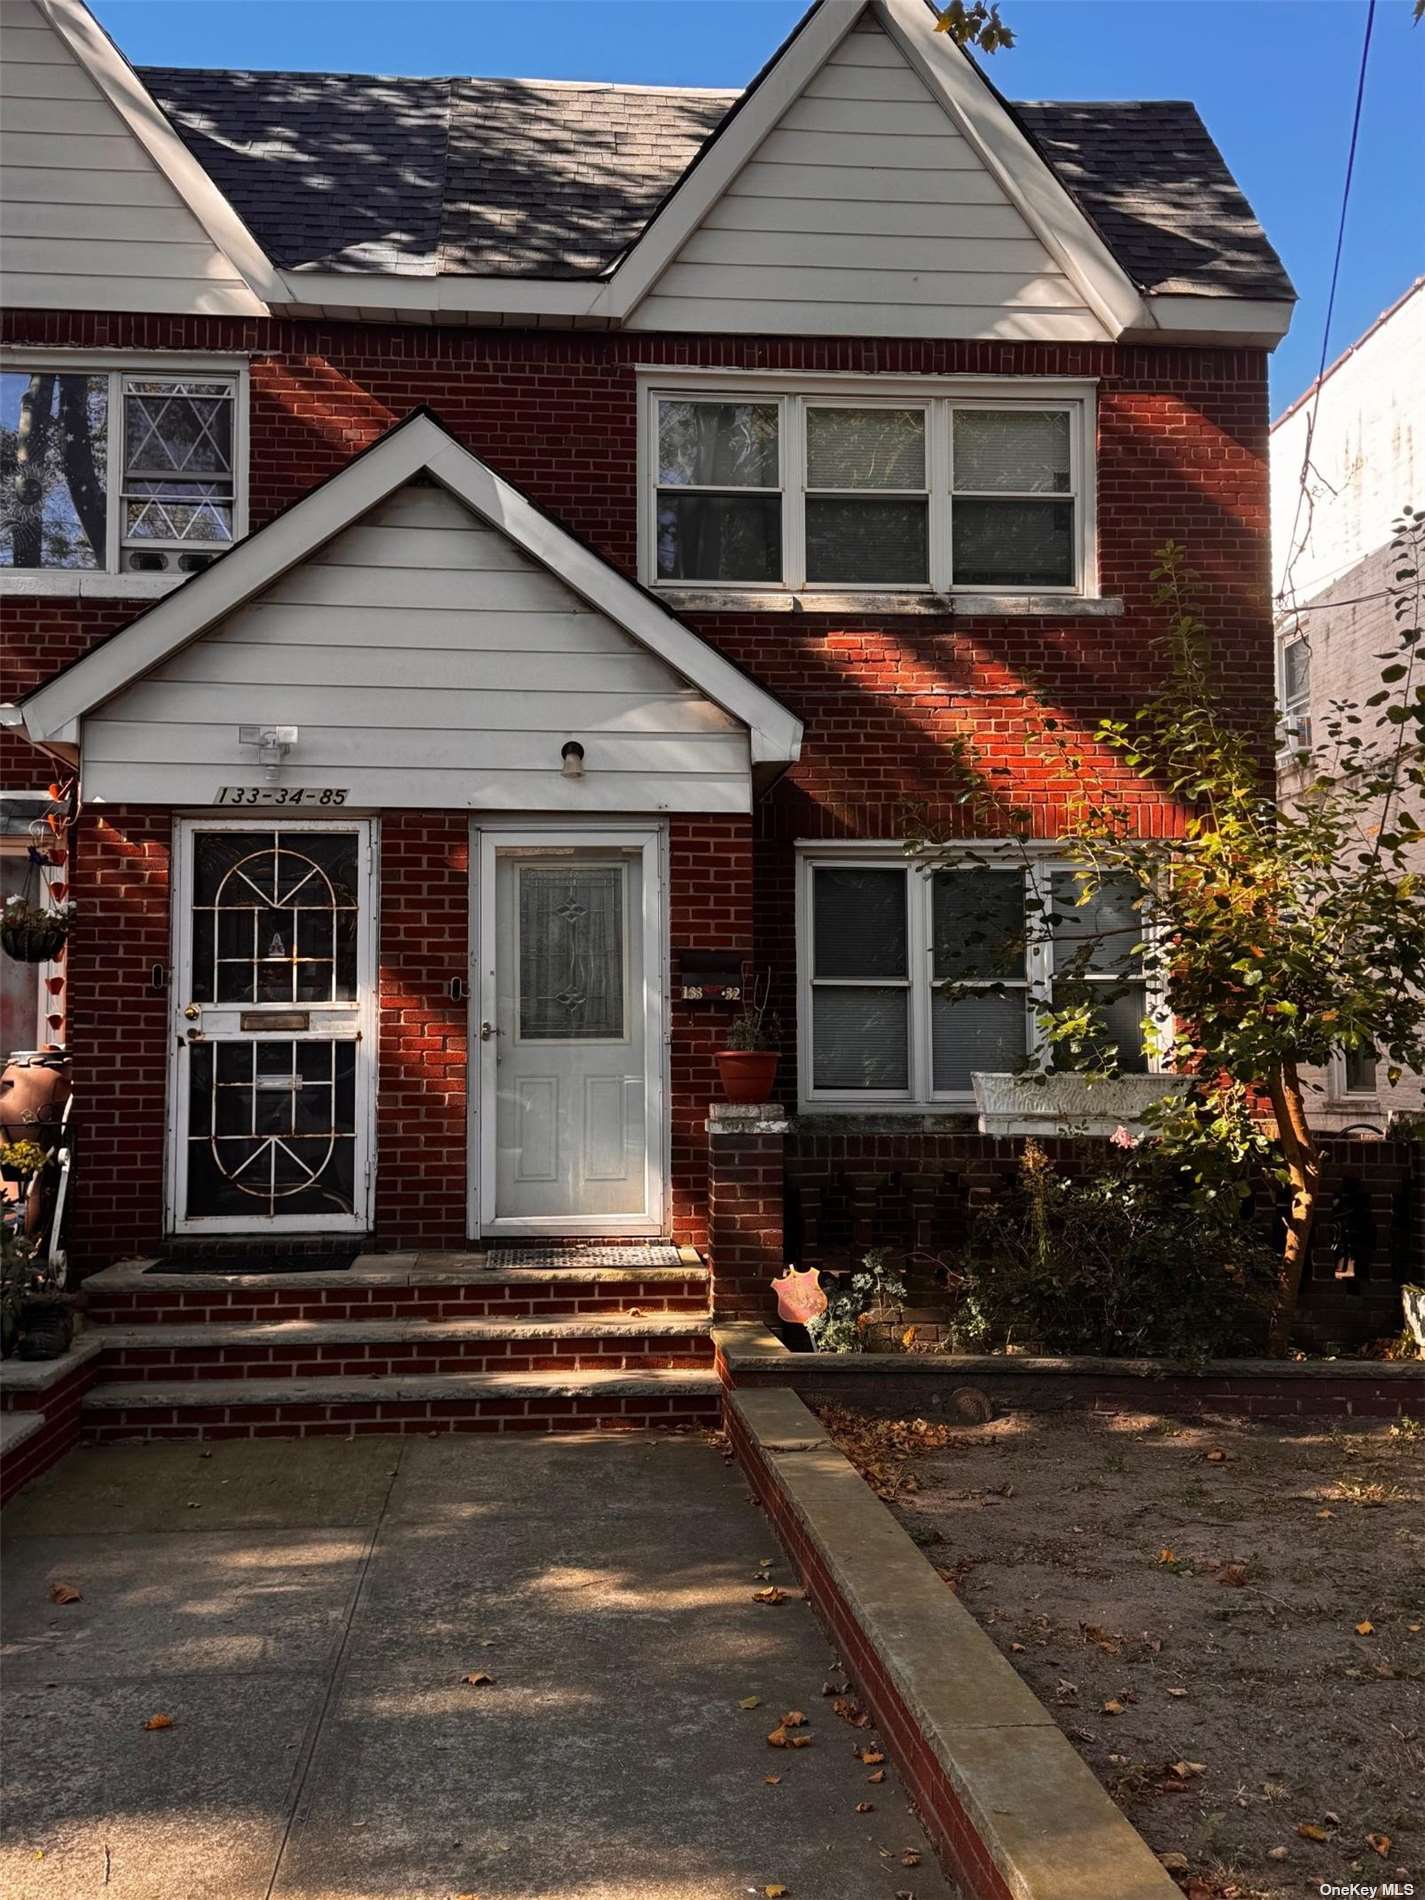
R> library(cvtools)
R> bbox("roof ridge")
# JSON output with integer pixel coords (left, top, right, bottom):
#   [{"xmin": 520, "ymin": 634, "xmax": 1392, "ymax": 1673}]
[{"xmin": 138, "ymin": 62, "xmax": 741, "ymax": 96}]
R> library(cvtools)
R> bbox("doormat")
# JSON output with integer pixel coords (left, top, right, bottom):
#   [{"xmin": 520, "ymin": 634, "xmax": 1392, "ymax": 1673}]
[{"xmin": 147, "ymin": 1251, "xmax": 359, "ymax": 1276}]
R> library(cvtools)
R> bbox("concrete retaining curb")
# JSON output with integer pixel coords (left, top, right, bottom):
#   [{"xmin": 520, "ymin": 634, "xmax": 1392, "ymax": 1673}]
[
  {"xmin": 727, "ymin": 1386, "xmax": 1183, "ymax": 1900},
  {"xmin": 715, "ymin": 1323, "xmax": 1425, "ymax": 1418}
]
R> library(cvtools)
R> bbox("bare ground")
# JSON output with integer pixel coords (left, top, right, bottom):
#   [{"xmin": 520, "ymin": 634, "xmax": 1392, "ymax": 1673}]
[{"xmin": 817, "ymin": 1402, "xmax": 1425, "ymax": 1900}]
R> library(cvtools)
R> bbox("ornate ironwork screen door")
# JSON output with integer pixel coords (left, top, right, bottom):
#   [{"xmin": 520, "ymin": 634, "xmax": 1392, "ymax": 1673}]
[{"xmin": 170, "ymin": 820, "xmax": 375, "ymax": 1233}]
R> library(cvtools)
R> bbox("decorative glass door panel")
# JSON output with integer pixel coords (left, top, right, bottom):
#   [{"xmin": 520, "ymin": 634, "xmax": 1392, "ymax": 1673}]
[
  {"xmin": 172, "ymin": 823, "xmax": 373, "ymax": 1232},
  {"xmin": 482, "ymin": 837, "xmax": 662, "ymax": 1232}
]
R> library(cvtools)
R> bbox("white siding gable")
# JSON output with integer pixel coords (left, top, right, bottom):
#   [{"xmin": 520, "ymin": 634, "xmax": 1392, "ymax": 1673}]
[
  {"xmin": 0, "ymin": 0, "xmax": 265, "ymax": 314},
  {"xmin": 84, "ymin": 481, "xmax": 752, "ymax": 812},
  {"xmin": 628, "ymin": 15, "xmax": 1107, "ymax": 342}
]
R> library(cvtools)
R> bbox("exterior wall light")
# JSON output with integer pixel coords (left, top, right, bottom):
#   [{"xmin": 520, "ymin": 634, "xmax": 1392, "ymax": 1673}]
[
  {"xmin": 560, "ymin": 740, "xmax": 585, "ymax": 779},
  {"xmin": 239, "ymin": 723, "xmax": 299, "ymax": 779}
]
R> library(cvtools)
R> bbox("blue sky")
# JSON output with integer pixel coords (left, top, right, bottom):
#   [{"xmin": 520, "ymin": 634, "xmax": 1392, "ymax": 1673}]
[{"xmin": 95, "ymin": 0, "xmax": 1424, "ymax": 411}]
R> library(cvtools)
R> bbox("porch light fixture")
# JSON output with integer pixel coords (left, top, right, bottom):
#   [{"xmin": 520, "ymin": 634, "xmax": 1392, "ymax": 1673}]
[
  {"xmin": 560, "ymin": 740, "xmax": 585, "ymax": 780},
  {"xmin": 238, "ymin": 723, "xmax": 299, "ymax": 779}
]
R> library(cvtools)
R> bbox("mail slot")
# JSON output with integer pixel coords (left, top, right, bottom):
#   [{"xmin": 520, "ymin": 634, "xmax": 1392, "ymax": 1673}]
[{"xmin": 241, "ymin": 1010, "xmax": 310, "ymax": 1032}]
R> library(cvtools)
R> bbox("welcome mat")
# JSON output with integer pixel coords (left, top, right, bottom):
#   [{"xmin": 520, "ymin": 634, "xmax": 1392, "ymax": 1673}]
[{"xmin": 147, "ymin": 1251, "xmax": 359, "ymax": 1276}]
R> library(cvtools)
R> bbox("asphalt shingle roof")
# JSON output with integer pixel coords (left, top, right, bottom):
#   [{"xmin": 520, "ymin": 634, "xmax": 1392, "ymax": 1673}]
[{"xmin": 138, "ymin": 66, "xmax": 1294, "ymax": 301}]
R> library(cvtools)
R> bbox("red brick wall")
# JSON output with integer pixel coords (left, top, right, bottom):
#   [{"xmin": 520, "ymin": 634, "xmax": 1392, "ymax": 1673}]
[
  {"xmin": 375, "ymin": 815, "xmax": 469, "ymax": 1250},
  {"xmin": 5, "ymin": 313, "xmax": 1273, "ymax": 1256}
]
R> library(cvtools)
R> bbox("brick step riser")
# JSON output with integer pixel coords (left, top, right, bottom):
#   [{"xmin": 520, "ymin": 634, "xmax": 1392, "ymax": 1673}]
[
  {"xmin": 81, "ymin": 1394, "xmax": 723, "ymax": 1441},
  {"xmin": 85, "ymin": 1286, "xmax": 709, "ymax": 1325},
  {"xmin": 99, "ymin": 1341, "xmax": 715, "ymax": 1380}
]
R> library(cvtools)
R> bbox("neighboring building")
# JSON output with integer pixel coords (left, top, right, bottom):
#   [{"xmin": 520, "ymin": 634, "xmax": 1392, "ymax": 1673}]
[
  {"xmin": 2, "ymin": 0, "xmax": 1294, "ymax": 1295},
  {"xmin": 1272, "ymin": 278, "xmax": 1425, "ymax": 1130}
]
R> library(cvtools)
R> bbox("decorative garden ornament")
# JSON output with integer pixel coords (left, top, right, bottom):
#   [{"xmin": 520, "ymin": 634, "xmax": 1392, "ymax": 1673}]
[{"xmin": 773, "ymin": 1265, "xmax": 827, "ymax": 1326}]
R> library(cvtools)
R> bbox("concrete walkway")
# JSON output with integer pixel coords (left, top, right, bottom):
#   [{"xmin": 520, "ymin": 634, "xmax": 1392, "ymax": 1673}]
[{"xmin": 1, "ymin": 1434, "xmax": 954, "ymax": 1900}]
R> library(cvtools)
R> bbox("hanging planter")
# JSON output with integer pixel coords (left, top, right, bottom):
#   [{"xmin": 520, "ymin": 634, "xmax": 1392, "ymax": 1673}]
[
  {"xmin": 2, "ymin": 899, "xmax": 72, "ymax": 965},
  {"xmin": 2, "ymin": 843, "xmax": 73, "ymax": 965}
]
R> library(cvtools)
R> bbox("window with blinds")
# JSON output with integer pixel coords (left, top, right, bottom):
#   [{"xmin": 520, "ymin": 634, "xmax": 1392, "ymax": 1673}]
[
  {"xmin": 798, "ymin": 853, "xmax": 1156, "ymax": 1105},
  {"xmin": 644, "ymin": 383, "xmax": 1093, "ymax": 595}
]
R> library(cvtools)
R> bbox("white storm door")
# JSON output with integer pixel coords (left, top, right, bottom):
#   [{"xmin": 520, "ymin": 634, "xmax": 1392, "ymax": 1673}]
[
  {"xmin": 168, "ymin": 819, "xmax": 376, "ymax": 1234},
  {"xmin": 477, "ymin": 829, "xmax": 664, "ymax": 1235}
]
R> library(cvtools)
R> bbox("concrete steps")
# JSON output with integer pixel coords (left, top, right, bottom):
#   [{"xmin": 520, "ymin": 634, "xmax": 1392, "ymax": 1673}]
[
  {"xmin": 81, "ymin": 1366, "xmax": 723, "ymax": 1440},
  {"xmin": 57, "ymin": 1246, "xmax": 722, "ymax": 1445},
  {"xmin": 95, "ymin": 1313, "xmax": 715, "ymax": 1380}
]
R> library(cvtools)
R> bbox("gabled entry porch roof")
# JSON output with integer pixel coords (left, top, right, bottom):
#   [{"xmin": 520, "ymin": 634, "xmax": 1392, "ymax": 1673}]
[{"xmin": 18, "ymin": 409, "xmax": 802, "ymax": 813}]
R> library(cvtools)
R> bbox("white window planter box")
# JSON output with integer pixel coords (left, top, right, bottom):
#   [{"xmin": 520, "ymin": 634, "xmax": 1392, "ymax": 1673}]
[{"xmin": 971, "ymin": 1070, "xmax": 1193, "ymax": 1138}]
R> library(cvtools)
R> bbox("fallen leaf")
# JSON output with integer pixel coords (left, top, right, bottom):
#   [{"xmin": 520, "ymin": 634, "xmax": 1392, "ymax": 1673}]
[
  {"xmin": 763, "ymin": 1775, "xmax": 781, "ymax": 1786},
  {"xmin": 763, "ymin": 1885, "xmax": 790, "ymax": 1897},
  {"xmin": 854, "ymin": 1801, "xmax": 874, "ymax": 1813},
  {"xmin": 1218, "ymin": 1563, "xmax": 1248, "ymax": 1588},
  {"xmin": 1366, "ymin": 1832, "xmax": 1391, "ymax": 1856},
  {"xmin": 142, "ymin": 1714, "xmax": 173, "ymax": 1731},
  {"xmin": 1157, "ymin": 1547, "xmax": 1177, "ymax": 1565},
  {"xmin": 752, "ymin": 1587, "xmax": 786, "ymax": 1605},
  {"xmin": 766, "ymin": 1726, "xmax": 789, "ymax": 1749},
  {"xmin": 900, "ymin": 1851, "xmax": 921, "ymax": 1867},
  {"xmin": 1355, "ymin": 1620, "xmax": 1375, "ymax": 1636},
  {"xmin": 859, "ymin": 1749, "xmax": 885, "ymax": 1764},
  {"xmin": 1316, "ymin": 1508, "xmax": 1336, "ymax": 1520},
  {"xmin": 461, "ymin": 1672, "xmax": 495, "ymax": 1686},
  {"xmin": 1009, "ymin": 1641, "xmax": 1026, "ymax": 1653},
  {"xmin": 1158, "ymin": 1853, "xmax": 1189, "ymax": 1874},
  {"xmin": 1101, "ymin": 1699, "xmax": 1124, "ymax": 1715},
  {"xmin": 1204, "ymin": 1448, "xmax": 1228, "ymax": 1463},
  {"xmin": 832, "ymin": 1696, "xmax": 869, "ymax": 1728},
  {"xmin": 1409, "ymin": 1622, "xmax": 1421, "ymax": 1633},
  {"xmin": 1165, "ymin": 1687, "xmax": 1188, "ymax": 1698},
  {"xmin": 1296, "ymin": 1823, "xmax": 1329, "ymax": 1842},
  {"xmin": 867, "ymin": 1770, "xmax": 886, "ymax": 1784},
  {"xmin": 1170, "ymin": 1760, "xmax": 1206, "ymax": 1779},
  {"xmin": 789, "ymin": 1734, "xmax": 813, "ymax": 1749},
  {"xmin": 48, "ymin": 1583, "xmax": 81, "ymax": 1605},
  {"xmin": 738, "ymin": 1697, "xmax": 761, "ymax": 1711},
  {"xmin": 822, "ymin": 1678, "xmax": 848, "ymax": 1696},
  {"xmin": 780, "ymin": 1710, "xmax": 807, "ymax": 1727},
  {"xmin": 1266, "ymin": 1846, "xmax": 1289, "ymax": 1861}
]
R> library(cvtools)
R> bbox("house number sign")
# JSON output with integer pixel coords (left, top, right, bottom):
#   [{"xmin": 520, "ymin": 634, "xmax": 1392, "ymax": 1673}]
[{"xmin": 214, "ymin": 787, "xmax": 350, "ymax": 806}]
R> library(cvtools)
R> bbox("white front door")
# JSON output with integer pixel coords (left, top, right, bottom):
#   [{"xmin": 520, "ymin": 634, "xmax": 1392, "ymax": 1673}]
[
  {"xmin": 475, "ymin": 828, "xmax": 664, "ymax": 1235},
  {"xmin": 168, "ymin": 818, "xmax": 377, "ymax": 1234}
]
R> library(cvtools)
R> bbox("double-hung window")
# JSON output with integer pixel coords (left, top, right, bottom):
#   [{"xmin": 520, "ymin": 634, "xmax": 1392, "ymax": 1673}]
[
  {"xmin": 799, "ymin": 851, "xmax": 1154, "ymax": 1108},
  {"xmin": 643, "ymin": 378, "xmax": 1094, "ymax": 596},
  {"xmin": 0, "ymin": 358, "xmax": 245, "ymax": 585},
  {"xmin": 1278, "ymin": 633, "xmax": 1312, "ymax": 754}
]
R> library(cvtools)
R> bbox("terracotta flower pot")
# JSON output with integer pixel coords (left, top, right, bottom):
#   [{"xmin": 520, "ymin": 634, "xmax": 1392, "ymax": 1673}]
[{"xmin": 716, "ymin": 1049, "xmax": 779, "ymax": 1104}]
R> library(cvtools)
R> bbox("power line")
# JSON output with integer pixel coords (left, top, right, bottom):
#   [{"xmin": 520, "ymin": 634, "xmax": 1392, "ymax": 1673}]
[{"xmin": 1276, "ymin": 0, "xmax": 1378, "ymax": 644}]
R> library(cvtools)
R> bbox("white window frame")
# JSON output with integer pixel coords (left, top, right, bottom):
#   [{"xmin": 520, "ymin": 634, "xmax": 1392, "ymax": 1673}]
[
  {"xmin": 638, "ymin": 369, "xmax": 1097, "ymax": 599},
  {"xmin": 0, "ymin": 350, "xmax": 249, "ymax": 599},
  {"xmin": 1277, "ymin": 630, "xmax": 1312, "ymax": 756},
  {"xmin": 795, "ymin": 841, "xmax": 1163, "ymax": 1112},
  {"xmin": 1331, "ymin": 1044, "xmax": 1380, "ymax": 1102},
  {"xmin": 1, "ymin": 790, "xmax": 64, "ymax": 1059}
]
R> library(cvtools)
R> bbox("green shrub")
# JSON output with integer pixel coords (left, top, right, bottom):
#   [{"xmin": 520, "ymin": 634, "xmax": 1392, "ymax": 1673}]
[
  {"xmin": 808, "ymin": 1248, "xmax": 909, "ymax": 1354},
  {"xmin": 950, "ymin": 1141, "xmax": 1276, "ymax": 1363}
]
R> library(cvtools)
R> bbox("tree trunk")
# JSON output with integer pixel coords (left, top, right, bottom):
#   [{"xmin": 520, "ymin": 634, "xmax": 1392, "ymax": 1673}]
[
  {"xmin": 1266, "ymin": 1059, "xmax": 1321, "ymax": 1354},
  {"xmin": 12, "ymin": 373, "xmax": 55, "ymax": 569}
]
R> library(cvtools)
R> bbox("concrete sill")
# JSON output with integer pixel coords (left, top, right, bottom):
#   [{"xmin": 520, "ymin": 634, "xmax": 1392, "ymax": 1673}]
[
  {"xmin": 655, "ymin": 587, "xmax": 1124, "ymax": 619},
  {"xmin": 0, "ymin": 572, "xmax": 189, "ymax": 601}
]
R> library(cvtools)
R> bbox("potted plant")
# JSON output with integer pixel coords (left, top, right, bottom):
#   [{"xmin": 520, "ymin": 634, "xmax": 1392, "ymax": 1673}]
[
  {"xmin": 2, "ymin": 892, "xmax": 74, "ymax": 964},
  {"xmin": 716, "ymin": 971, "xmax": 781, "ymax": 1103}
]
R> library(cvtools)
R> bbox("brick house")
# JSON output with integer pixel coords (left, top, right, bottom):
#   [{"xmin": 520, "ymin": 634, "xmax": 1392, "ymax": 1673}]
[{"xmin": 2, "ymin": 0, "xmax": 1300, "ymax": 1398}]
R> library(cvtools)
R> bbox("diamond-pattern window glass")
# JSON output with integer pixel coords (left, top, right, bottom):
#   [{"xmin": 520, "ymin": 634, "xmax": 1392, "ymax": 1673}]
[
  {"xmin": 122, "ymin": 378, "xmax": 235, "ymax": 547},
  {"xmin": 518, "ymin": 863, "xmax": 626, "ymax": 1041}
]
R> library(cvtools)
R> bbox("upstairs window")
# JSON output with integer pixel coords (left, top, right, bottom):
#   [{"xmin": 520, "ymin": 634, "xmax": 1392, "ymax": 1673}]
[
  {"xmin": 643, "ymin": 379, "xmax": 1094, "ymax": 595},
  {"xmin": 1278, "ymin": 633, "xmax": 1312, "ymax": 753},
  {"xmin": 799, "ymin": 852, "xmax": 1154, "ymax": 1108},
  {"xmin": 1, "ymin": 361, "xmax": 244, "ymax": 581}
]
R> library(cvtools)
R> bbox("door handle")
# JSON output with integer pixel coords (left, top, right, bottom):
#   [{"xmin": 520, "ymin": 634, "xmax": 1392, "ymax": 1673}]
[
  {"xmin": 479, "ymin": 1020, "xmax": 501, "ymax": 1042},
  {"xmin": 183, "ymin": 1003, "xmax": 201, "ymax": 1021}
]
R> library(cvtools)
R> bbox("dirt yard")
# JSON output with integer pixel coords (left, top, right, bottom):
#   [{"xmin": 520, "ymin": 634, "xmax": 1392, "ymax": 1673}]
[{"xmin": 817, "ymin": 1402, "xmax": 1425, "ymax": 1900}]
